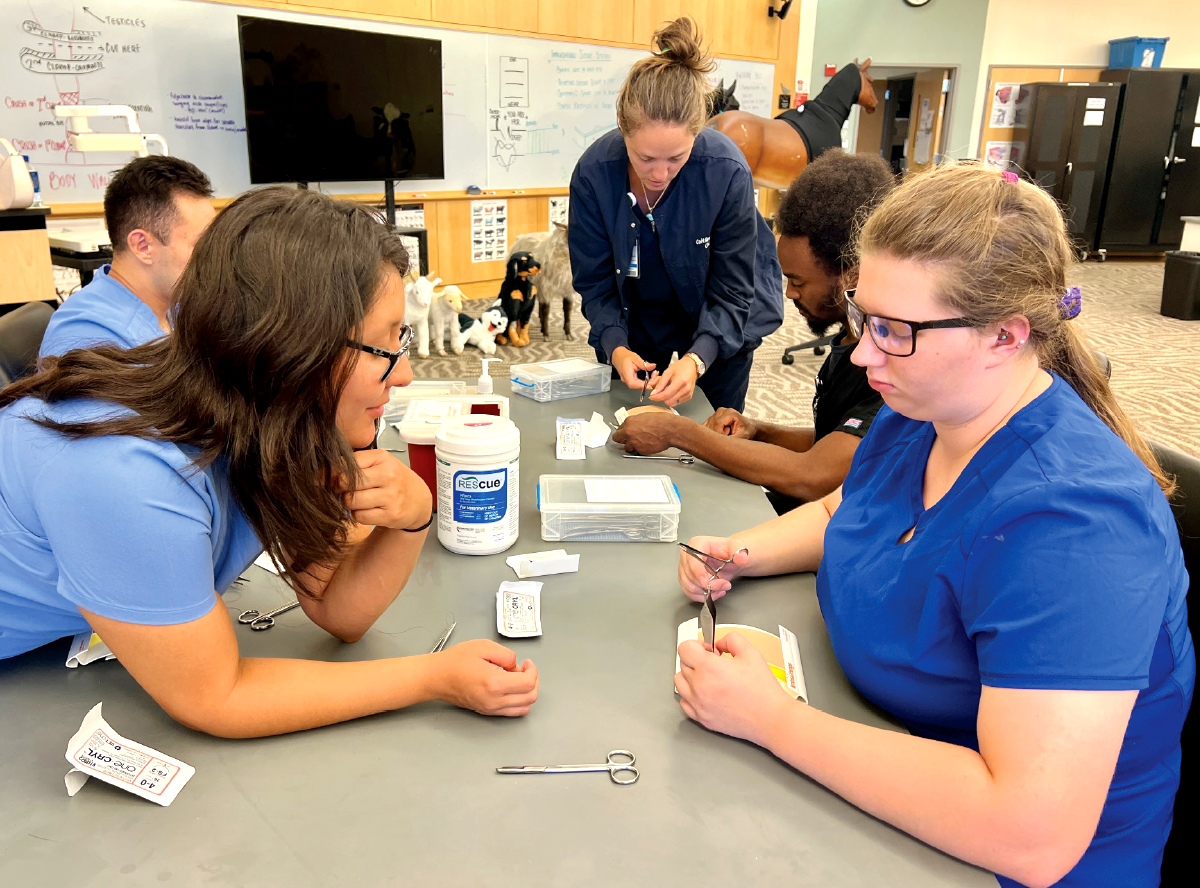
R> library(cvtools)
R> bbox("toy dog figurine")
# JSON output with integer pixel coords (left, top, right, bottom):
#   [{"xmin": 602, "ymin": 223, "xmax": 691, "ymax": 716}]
[{"xmin": 493, "ymin": 251, "xmax": 542, "ymax": 347}]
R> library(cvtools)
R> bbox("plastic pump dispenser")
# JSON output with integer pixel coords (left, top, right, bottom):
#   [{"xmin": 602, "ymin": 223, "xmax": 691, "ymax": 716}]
[{"xmin": 478, "ymin": 357, "xmax": 500, "ymax": 394}]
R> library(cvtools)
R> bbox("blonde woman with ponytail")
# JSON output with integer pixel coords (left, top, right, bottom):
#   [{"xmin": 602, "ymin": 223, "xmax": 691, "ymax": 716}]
[
  {"xmin": 568, "ymin": 17, "xmax": 783, "ymax": 412},
  {"xmin": 673, "ymin": 165, "xmax": 1192, "ymax": 888}
]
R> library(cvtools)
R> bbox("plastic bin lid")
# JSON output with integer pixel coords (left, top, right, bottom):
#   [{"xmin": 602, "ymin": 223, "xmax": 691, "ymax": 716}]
[
  {"xmin": 435, "ymin": 414, "xmax": 520, "ymax": 456},
  {"xmin": 510, "ymin": 358, "xmax": 607, "ymax": 379},
  {"xmin": 398, "ymin": 400, "xmax": 466, "ymax": 445}
]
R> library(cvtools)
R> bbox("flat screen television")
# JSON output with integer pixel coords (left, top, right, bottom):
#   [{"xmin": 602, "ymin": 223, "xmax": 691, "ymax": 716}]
[{"xmin": 238, "ymin": 16, "xmax": 444, "ymax": 183}]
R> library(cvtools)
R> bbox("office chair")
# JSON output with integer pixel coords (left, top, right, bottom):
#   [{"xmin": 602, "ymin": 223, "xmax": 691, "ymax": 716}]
[
  {"xmin": 0, "ymin": 302, "xmax": 54, "ymax": 386},
  {"xmin": 781, "ymin": 332, "xmax": 835, "ymax": 364},
  {"xmin": 1151, "ymin": 441, "xmax": 1199, "ymax": 888}
]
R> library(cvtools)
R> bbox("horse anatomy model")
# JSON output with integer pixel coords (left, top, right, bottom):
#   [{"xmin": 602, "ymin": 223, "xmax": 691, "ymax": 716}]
[{"xmin": 708, "ymin": 61, "xmax": 878, "ymax": 190}]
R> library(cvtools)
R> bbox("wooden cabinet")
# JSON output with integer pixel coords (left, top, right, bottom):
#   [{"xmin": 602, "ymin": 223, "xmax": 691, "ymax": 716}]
[
  {"xmin": 432, "ymin": 0, "xmax": 538, "ymax": 32},
  {"xmin": 284, "ymin": 0, "xmax": 432, "ymax": 18},
  {"xmin": 709, "ymin": 0, "xmax": 778, "ymax": 59},
  {"xmin": 634, "ymin": 1, "xmax": 710, "ymax": 47},
  {"xmin": 539, "ymin": 1, "xmax": 634, "ymax": 44},
  {"xmin": 0, "ymin": 210, "xmax": 56, "ymax": 306}
]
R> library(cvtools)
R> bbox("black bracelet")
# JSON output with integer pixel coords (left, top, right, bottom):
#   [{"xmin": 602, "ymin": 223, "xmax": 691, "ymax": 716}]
[{"xmin": 402, "ymin": 511, "xmax": 434, "ymax": 533}]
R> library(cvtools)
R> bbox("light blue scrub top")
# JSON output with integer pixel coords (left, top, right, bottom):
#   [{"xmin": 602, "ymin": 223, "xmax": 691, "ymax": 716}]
[
  {"xmin": 39, "ymin": 265, "xmax": 165, "ymax": 357},
  {"xmin": 0, "ymin": 397, "xmax": 262, "ymax": 659},
  {"xmin": 819, "ymin": 374, "xmax": 1193, "ymax": 888}
]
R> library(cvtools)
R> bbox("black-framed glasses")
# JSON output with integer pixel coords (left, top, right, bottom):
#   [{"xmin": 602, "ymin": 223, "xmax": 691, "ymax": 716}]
[
  {"xmin": 347, "ymin": 324, "xmax": 413, "ymax": 381},
  {"xmin": 844, "ymin": 289, "xmax": 977, "ymax": 357}
]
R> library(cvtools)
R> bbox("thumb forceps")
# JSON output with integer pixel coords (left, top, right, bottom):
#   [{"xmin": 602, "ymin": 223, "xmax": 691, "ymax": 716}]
[
  {"xmin": 623, "ymin": 452, "xmax": 695, "ymax": 464},
  {"xmin": 238, "ymin": 599, "xmax": 300, "ymax": 631},
  {"xmin": 497, "ymin": 750, "xmax": 639, "ymax": 785}
]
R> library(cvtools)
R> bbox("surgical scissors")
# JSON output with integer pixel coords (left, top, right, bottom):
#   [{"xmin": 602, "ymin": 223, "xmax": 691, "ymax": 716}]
[
  {"xmin": 678, "ymin": 541, "xmax": 748, "ymax": 590},
  {"xmin": 496, "ymin": 750, "xmax": 639, "ymax": 785},
  {"xmin": 237, "ymin": 599, "xmax": 300, "ymax": 631}
]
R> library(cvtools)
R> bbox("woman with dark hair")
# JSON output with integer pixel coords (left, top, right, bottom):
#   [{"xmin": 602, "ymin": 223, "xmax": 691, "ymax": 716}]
[
  {"xmin": 568, "ymin": 17, "xmax": 783, "ymax": 411},
  {"xmin": 0, "ymin": 186, "xmax": 538, "ymax": 737}
]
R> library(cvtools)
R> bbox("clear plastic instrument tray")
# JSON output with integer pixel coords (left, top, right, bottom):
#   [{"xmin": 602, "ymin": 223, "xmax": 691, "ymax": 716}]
[
  {"xmin": 536, "ymin": 474, "xmax": 680, "ymax": 542},
  {"xmin": 510, "ymin": 358, "xmax": 611, "ymax": 402},
  {"xmin": 383, "ymin": 380, "xmax": 467, "ymax": 422}
]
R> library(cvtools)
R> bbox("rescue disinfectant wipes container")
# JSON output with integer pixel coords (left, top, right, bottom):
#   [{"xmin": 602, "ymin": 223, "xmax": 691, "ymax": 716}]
[{"xmin": 435, "ymin": 415, "xmax": 521, "ymax": 555}]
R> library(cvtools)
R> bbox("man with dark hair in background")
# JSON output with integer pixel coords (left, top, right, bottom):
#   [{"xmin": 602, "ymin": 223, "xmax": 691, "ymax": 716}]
[
  {"xmin": 613, "ymin": 150, "xmax": 894, "ymax": 514},
  {"xmin": 40, "ymin": 155, "xmax": 215, "ymax": 358}
]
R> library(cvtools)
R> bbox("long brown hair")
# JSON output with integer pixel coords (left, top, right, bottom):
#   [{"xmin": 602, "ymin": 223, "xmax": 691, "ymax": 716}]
[
  {"xmin": 855, "ymin": 163, "xmax": 1173, "ymax": 496},
  {"xmin": 616, "ymin": 16, "xmax": 717, "ymax": 135},
  {"xmin": 0, "ymin": 186, "xmax": 410, "ymax": 594}
]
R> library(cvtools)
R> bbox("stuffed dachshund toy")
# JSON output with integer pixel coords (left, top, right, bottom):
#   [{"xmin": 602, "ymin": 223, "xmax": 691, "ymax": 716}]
[{"xmin": 493, "ymin": 251, "xmax": 542, "ymax": 347}]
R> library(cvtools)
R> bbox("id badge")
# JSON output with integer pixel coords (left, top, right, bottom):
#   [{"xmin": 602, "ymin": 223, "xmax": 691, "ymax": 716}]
[{"xmin": 628, "ymin": 241, "xmax": 640, "ymax": 279}]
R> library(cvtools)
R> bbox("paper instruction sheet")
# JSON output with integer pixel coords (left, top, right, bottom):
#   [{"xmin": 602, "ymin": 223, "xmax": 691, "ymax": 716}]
[{"xmin": 584, "ymin": 478, "xmax": 669, "ymax": 504}]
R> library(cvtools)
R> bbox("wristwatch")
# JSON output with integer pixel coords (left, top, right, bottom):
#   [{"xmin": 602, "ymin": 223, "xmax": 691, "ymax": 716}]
[{"xmin": 685, "ymin": 352, "xmax": 706, "ymax": 378}]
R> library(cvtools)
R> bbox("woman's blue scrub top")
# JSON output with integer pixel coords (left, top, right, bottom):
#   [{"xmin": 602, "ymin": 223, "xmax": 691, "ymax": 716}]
[{"xmin": 818, "ymin": 375, "xmax": 1193, "ymax": 887}]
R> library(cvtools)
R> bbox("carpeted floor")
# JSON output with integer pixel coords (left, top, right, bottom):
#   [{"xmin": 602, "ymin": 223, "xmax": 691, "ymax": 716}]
[{"xmin": 413, "ymin": 258, "xmax": 1200, "ymax": 456}]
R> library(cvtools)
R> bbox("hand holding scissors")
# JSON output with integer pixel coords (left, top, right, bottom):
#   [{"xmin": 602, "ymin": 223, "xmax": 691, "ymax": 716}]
[
  {"xmin": 677, "ymin": 538, "xmax": 750, "ymax": 603},
  {"xmin": 497, "ymin": 750, "xmax": 639, "ymax": 785}
]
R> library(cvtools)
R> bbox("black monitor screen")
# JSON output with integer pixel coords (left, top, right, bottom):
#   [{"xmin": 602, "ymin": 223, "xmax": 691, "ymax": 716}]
[{"xmin": 238, "ymin": 16, "xmax": 444, "ymax": 183}]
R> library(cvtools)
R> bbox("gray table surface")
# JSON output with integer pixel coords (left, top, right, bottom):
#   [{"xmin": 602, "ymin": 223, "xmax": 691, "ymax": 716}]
[{"xmin": 0, "ymin": 379, "xmax": 994, "ymax": 888}]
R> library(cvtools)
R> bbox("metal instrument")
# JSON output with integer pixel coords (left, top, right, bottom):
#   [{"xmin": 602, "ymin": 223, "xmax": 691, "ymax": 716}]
[
  {"xmin": 700, "ymin": 588, "xmax": 717, "ymax": 651},
  {"xmin": 237, "ymin": 599, "xmax": 300, "ymax": 631},
  {"xmin": 622, "ymin": 452, "xmax": 695, "ymax": 465},
  {"xmin": 678, "ymin": 541, "xmax": 749, "ymax": 651},
  {"xmin": 429, "ymin": 621, "xmax": 456, "ymax": 653},
  {"xmin": 497, "ymin": 750, "xmax": 639, "ymax": 785}
]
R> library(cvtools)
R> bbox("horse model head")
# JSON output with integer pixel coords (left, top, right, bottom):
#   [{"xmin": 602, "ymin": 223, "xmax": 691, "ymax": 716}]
[{"xmin": 707, "ymin": 79, "xmax": 740, "ymax": 117}]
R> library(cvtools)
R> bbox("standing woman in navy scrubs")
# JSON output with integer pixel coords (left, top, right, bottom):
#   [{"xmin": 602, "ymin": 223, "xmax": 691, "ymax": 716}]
[
  {"xmin": 674, "ymin": 165, "xmax": 1192, "ymax": 887},
  {"xmin": 568, "ymin": 17, "xmax": 783, "ymax": 411}
]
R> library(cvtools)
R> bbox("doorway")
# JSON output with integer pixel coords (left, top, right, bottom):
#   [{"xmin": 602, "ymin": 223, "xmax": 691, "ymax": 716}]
[{"xmin": 854, "ymin": 66, "xmax": 956, "ymax": 174}]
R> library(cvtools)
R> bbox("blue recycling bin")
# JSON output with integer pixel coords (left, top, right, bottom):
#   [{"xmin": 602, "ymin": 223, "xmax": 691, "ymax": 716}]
[{"xmin": 1108, "ymin": 37, "xmax": 1169, "ymax": 69}]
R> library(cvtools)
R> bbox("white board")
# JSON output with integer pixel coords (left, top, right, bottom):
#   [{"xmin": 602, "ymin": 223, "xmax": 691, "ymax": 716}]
[{"xmin": 0, "ymin": 0, "xmax": 774, "ymax": 202}]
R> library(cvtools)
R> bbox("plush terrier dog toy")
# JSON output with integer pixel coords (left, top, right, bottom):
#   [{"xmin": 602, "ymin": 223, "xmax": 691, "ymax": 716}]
[{"xmin": 492, "ymin": 251, "xmax": 542, "ymax": 347}]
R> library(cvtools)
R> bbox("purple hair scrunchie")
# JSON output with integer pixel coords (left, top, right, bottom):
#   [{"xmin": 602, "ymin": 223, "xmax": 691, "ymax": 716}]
[
  {"xmin": 1058, "ymin": 286, "xmax": 1082, "ymax": 320},
  {"xmin": 1001, "ymin": 171, "xmax": 1019, "ymax": 184}
]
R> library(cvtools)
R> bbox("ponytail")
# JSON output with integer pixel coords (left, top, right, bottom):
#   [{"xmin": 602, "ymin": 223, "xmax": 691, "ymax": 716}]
[{"xmin": 616, "ymin": 16, "xmax": 716, "ymax": 135}]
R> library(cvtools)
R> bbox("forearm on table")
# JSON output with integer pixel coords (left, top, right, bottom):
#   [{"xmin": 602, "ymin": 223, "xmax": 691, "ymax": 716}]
[
  {"xmin": 673, "ymin": 424, "xmax": 833, "ymax": 501},
  {"xmin": 200, "ymin": 654, "xmax": 440, "ymax": 738},
  {"xmin": 731, "ymin": 499, "xmax": 830, "ymax": 576},
  {"xmin": 299, "ymin": 524, "xmax": 429, "ymax": 642},
  {"xmin": 751, "ymin": 423, "xmax": 815, "ymax": 452},
  {"xmin": 760, "ymin": 704, "xmax": 1081, "ymax": 886}
]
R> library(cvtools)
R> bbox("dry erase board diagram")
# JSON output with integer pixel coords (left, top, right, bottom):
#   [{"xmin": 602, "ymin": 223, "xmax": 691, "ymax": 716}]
[{"xmin": 0, "ymin": 0, "xmax": 774, "ymax": 203}]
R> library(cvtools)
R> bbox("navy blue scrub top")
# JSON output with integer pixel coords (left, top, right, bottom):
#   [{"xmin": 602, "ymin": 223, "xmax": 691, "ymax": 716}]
[
  {"xmin": 819, "ymin": 375, "xmax": 1193, "ymax": 888},
  {"xmin": 625, "ymin": 204, "xmax": 694, "ymax": 358}
]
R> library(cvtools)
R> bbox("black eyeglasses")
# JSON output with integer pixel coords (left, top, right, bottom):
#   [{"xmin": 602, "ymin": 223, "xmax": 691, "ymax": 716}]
[
  {"xmin": 347, "ymin": 324, "xmax": 413, "ymax": 381},
  {"xmin": 844, "ymin": 290, "xmax": 977, "ymax": 357}
]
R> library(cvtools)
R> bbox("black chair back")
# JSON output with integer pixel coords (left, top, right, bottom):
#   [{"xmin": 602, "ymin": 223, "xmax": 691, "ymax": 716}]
[
  {"xmin": 0, "ymin": 302, "xmax": 54, "ymax": 386},
  {"xmin": 1153, "ymin": 442, "xmax": 1199, "ymax": 887}
]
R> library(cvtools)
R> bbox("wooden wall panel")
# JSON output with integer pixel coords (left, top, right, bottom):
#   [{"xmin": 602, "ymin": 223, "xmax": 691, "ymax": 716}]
[
  {"xmin": 432, "ymin": 0, "xmax": 538, "ymax": 32},
  {"xmin": 539, "ymin": 1, "xmax": 635, "ymax": 44},
  {"xmin": 285, "ymin": 0, "xmax": 432, "ymax": 18},
  {"xmin": 0, "ymin": 230, "xmax": 57, "ymax": 305},
  {"xmin": 709, "ymin": 0, "xmax": 779, "ymax": 60},
  {"xmin": 633, "ymin": 1, "xmax": 711, "ymax": 47},
  {"xmin": 432, "ymin": 196, "xmax": 547, "ymax": 286}
]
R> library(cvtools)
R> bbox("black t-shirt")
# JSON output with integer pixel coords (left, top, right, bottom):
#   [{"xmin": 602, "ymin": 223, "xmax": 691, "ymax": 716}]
[{"xmin": 812, "ymin": 331, "xmax": 883, "ymax": 442}]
